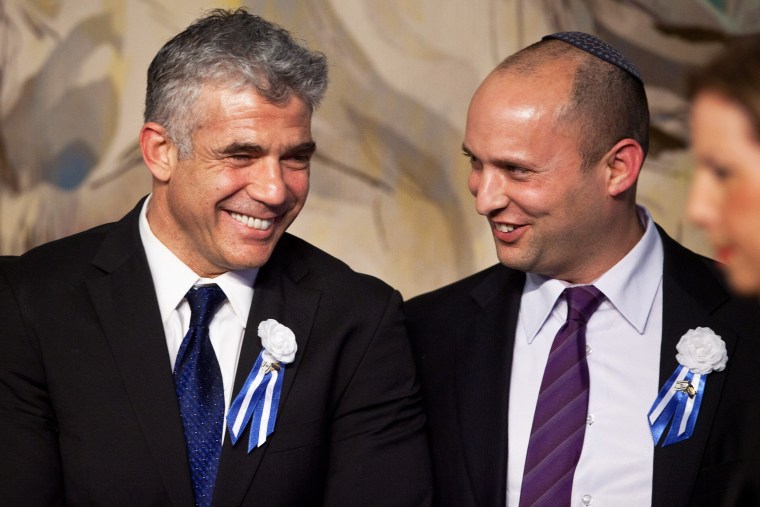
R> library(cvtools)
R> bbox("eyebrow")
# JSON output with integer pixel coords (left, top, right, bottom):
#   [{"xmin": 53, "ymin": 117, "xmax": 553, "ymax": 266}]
[
  {"xmin": 215, "ymin": 141, "xmax": 317, "ymax": 157},
  {"xmin": 283, "ymin": 141, "xmax": 317, "ymax": 157},
  {"xmin": 461, "ymin": 143, "xmax": 531, "ymax": 169},
  {"xmin": 216, "ymin": 142, "xmax": 265, "ymax": 156}
]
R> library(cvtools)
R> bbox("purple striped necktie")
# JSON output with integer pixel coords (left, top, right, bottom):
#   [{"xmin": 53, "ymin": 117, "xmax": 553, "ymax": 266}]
[{"xmin": 519, "ymin": 285, "xmax": 605, "ymax": 507}]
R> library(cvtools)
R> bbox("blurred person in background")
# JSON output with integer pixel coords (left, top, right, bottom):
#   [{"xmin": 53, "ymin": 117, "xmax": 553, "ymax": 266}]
[
  {"xmin": 687, "ymin": 33, "xmax": 760, "ymax": 503},
  {"xmin": 688, "ymin": 35, "xmax": 760, "ymax": 300}
]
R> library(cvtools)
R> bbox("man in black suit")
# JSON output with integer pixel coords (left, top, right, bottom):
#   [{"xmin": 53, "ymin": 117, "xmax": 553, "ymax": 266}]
[
  {"xmin": 0, "ymin": 9, "xmax": 430, "ymax": 506},
  {"xmin": 406, "ymin": 32, "xmax": 760, "ymax": 506}
]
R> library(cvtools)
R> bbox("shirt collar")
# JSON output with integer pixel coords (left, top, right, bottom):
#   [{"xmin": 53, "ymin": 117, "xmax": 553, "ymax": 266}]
[
  {"xmin": 594, "ymin": 206, "xmax": 663, "ymax": 334},
  {"xmin": 521, "ymin": 275, "xmax": 568, "ymax": 343},
  {"xmin": 521, "ymin": 206, "xmax": 664, "ymax": 341},
  {"xmin": 138, "ymin": 195, "xmax": 258, "ymax": 327}
]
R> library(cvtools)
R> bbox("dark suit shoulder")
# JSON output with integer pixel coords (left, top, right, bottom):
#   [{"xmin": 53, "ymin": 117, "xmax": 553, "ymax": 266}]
[
  {"xmin": 408, "ymin": 264, "xmax": 500, "ymax": 304},
  {"xmin": 659, "ymin": 226, "xmax": 726, "ymax": 288},
  {"xmin": 406, "ymin": 264, "xmax": 522, "ymax": 319},
  {"xmin": 659, "ymin": 226, "xmax": 760, "ymax": 330},
  {"xmin": 404, "ymin": 264, "xmax": 524, "ymax": 359},
  {"xmin": 5, "ymin": 221, "xmax": 119, "ymax": 283},
  {"xmin": 7, "ymin": 199, "xmax": 146, "ymax": 285},
  {"xmin": 276, "ymin": 233, "xmax": 397, "ymax": 299},
  {"xmin": 0, "ymin": 255, "xmax": 17, "ymax": 263}
]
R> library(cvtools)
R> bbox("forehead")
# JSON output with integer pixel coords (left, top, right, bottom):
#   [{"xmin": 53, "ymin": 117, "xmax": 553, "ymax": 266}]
[
  {"xmin": 190, "ymin": 84, "xmax": 312, "ymax": 143},
  {"xmin": 692, "ymin": 92, "xmax": 755, "ymax": 146},
  {"xmin": 469, "ymin": 65, "xmax": 573, "ymax": 122},
  {"xmin": 464, "ymin": 68, "xmax": 580, "ymax": 160}
]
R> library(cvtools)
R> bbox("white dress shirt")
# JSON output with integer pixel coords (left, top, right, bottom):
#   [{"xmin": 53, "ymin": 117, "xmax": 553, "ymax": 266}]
[
  {"xmin": 507, "ymin": 206, "xmax": 664, "ymax": 507},
  {"xmin": 138, "ymin": 196, "xmax": 258, "ymax": 424}
]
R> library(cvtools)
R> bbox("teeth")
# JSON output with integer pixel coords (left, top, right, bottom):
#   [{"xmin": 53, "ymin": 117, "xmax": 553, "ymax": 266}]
[
  {"xmin": 495, "ymin": 223, "xmax": 516, "ymax": 233},
  {"xmin": 231, "ymin": 212, "xmax": 273, "ymax": 230}
]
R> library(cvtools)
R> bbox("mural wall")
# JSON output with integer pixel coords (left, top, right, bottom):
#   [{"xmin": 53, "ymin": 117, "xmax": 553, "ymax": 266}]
[{"xmin": 1, "ymin": 0, "xmax": 758, "ymax": 297}]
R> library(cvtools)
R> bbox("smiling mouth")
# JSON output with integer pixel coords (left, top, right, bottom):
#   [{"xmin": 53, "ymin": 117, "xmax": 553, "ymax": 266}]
[
  {"xmin": 494, "ymin": 223, "xmax": 521, "ymax": 233},
  {"xmin": 230, "ymin": 212, "xmax": 274, "ymax": 231}
]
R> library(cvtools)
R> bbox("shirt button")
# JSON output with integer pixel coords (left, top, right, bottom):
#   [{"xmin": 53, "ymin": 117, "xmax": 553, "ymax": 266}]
[
  {"xmin": 585, "ymin": 344, "xmax": 592, "ymax": 355},
  {"xmin": 582, "ymin": 494, "xmax": 594, "ymax": 505},
  {"xmin": 586, "ymin": 414, "xmax": 595, "ymax": 425}
]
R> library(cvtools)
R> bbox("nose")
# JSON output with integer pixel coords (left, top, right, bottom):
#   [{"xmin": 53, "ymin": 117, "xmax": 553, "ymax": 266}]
[
  {"xmin": 247, "ymin": 158, "xmax": 288, "ymax": 206},
  {"xmin": 686, "ymin": 168, "xmax": 719, "ymax": 231},
  {"xmin": 470, "ymin": 166, "xmax": 509, "ymax": 216}
]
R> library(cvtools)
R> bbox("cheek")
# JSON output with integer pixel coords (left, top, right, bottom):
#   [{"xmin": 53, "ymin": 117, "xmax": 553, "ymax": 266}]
[
  {"xmin": 284, "ymin": 171, "xmax": 310, "ymax": 202},
  {"xmin": 175, "ymin": 162, "xmax": 233, "ymax": 195},
  {"xmin": 519, "ymin": 181, "xmax": 560, "ymax": 215},
  {"xmin": 724, "ymin": 180, "xmax": 755, "ymax": 219},
  {"xmin": 211, "ymin": 169, "xmax": 251, "ymax": 196},
  {"xmin": 724, "ymin": 188, "xmax": 760, "ymax": 245},
  {"xmin": 691, "ymin": 173, "xmax": 722, "ymax": 210}
]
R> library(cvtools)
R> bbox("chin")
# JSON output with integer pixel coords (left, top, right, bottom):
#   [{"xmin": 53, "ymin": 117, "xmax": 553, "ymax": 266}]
[
  {"xmin": 221, "ymin": 247, "xmax": 275, "ymax": 270},
  {"xmin": 725, "ymin": 266, "xmax": 760, "ymax": 299},
  {"xmin": 495, "ymin": 253, "xmax": 533, "ymax": 273}
]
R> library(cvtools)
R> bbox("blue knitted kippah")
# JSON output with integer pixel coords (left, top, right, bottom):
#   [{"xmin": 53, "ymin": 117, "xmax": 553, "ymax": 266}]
[{"xmin": 542, "ymin": 31, "xmax": 642, "ymax": 83}]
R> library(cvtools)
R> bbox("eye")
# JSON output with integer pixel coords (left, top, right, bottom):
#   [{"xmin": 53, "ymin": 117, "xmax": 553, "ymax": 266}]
[
  {"xmin": 463, "ymin": 151, "xmax": 482, "ymax": 171},
  {"xmin": 223, "ymin": 154, "xmax": 256, "ymax": 167},
  {"xmin": 282, "ymin": 153, "xmax": 311, "ymax": 170},
  {"xmin": 711, "ymin": 164, "xmax": 731, "ymax": 181},
  {"xmin": 506, "ymin": 165, "xmax": 530, "ymax": 175}
]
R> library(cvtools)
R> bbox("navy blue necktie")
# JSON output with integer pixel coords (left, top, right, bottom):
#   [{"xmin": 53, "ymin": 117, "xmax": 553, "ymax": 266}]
[{"xmin": 174, "ymin": 284, "xmax": 227, "ymax": 507}]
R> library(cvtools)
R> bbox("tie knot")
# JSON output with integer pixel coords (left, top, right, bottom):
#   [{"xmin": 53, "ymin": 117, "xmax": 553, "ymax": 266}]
[
  {"xmin": 564, "ymin": 285, "xmax": 604, "ymax": 324},
  {"xmin": 186, "ymin": 284, "xmax": 227, "ymax": 328}
]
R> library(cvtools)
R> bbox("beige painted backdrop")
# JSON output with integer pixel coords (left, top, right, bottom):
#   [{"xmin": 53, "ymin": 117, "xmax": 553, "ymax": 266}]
[{"xmin": 1, "ymin": 0, "xmax": 758, "ymax": 297}]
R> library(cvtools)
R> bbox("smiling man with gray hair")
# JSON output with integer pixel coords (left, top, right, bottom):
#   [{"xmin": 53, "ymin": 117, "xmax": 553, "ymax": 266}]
[{"xmin": 0, "ymin": 9, "xmax": 431, "ymax": 506}]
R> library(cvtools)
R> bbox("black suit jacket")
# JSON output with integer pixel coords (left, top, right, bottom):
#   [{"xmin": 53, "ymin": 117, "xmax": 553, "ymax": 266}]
[
  {"xmin": 0, "ymin": 201, "xmax": 432, "ymax": 506},
  {"xmin": 406, "ymin": 227, "xmax": 760, "ymax": 506}
]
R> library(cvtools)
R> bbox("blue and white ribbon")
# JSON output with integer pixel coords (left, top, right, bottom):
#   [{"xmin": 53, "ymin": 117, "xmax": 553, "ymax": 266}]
[
  {"xmin": 226, "ymin": 351, "xmax": 285, "ymax": 452},
  {"xmin": 647, "ymin": 365, "xmax": 706, "ymax": 447}
]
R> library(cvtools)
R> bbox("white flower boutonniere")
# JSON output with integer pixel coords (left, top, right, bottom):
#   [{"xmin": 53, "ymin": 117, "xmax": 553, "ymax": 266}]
[
  {"xmin": 227, "ymin": 319, "xmax": 297, "ymax": 452},
  {"xmin": 259, "ymin": 318, "xmax": 297, "ymax": 365},
  {"xmin": 648, "ymin": 327, "xmax": 727, "ymax": 447},
  {"xmin": 675, "ymin": 327, "xmax": 728, "ymax": 374}
]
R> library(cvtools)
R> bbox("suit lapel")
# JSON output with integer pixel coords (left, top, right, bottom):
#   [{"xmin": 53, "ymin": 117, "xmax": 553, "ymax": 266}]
[
  {"xmin": 87, "ymin": 202, "xmax": 195, "ymax": 506},
  {"xmin": 652, "ymin": 230, "xmax": 734, "ymax": 507},
  {"xmin": 456, "ymin": 267, "xmax": 525, "ymax": 506},
  {"xmin": 214, "ymin": 237, "xmax": 321, "ymax": 506}
]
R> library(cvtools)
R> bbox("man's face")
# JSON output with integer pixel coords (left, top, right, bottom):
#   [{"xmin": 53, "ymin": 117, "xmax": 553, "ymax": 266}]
[
  {"xmin": 464, "ymin": 70, "xmax": 611, "ymax": 283},
  {"xmin": 148, "ymin": 85, "xmax": 314, "ymax": 277}
]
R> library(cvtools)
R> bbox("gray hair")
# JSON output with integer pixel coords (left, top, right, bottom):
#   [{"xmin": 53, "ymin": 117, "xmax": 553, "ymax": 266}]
[
  {"xmin": 144, "ymin": 8, "xmax": 328, "ymax": 158},
  {"xmin": 495, "ymin": 39, "xmax": 649, "ymax": 171}
]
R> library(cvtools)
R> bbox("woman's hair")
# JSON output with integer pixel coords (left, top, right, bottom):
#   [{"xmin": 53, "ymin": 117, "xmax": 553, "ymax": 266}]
[{"xmin": 690, "ymin": 34, "xmax": 760, "ymax": 141}]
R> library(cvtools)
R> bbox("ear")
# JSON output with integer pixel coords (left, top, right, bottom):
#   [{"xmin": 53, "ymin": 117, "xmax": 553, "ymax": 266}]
[
  {"xmin": 139, "ymin": 122, "xmax": 178, "ymax": 183},
  {"xmin": 604, "ymin": 138, "xmax": 644, "ymax": 197}
]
